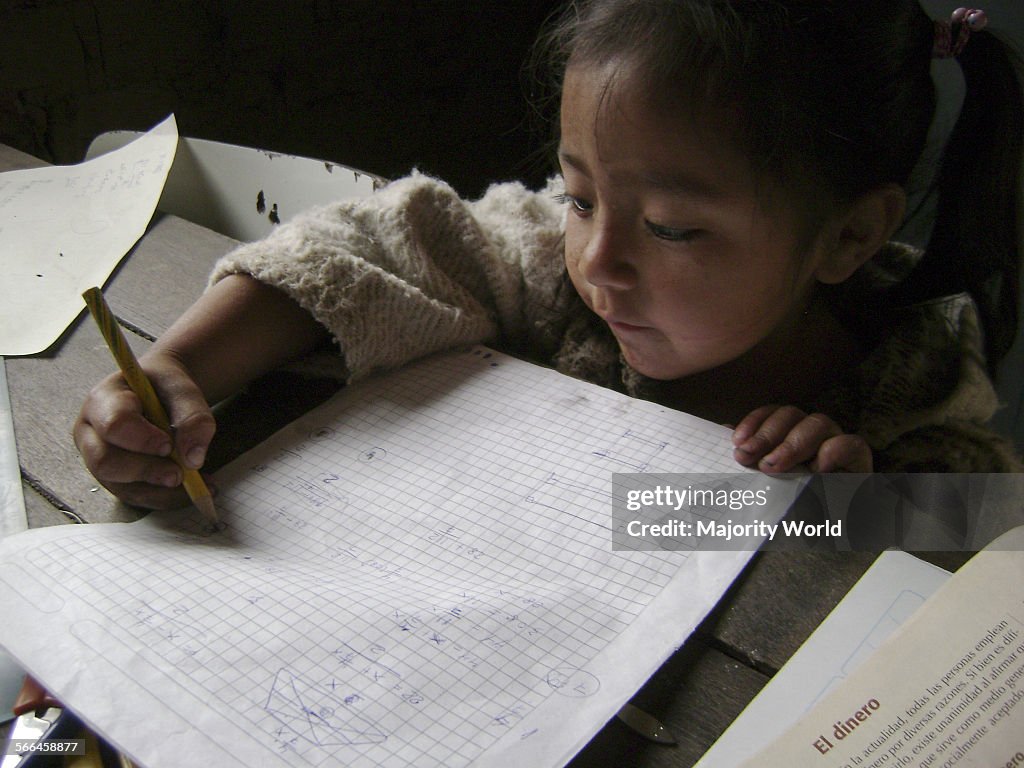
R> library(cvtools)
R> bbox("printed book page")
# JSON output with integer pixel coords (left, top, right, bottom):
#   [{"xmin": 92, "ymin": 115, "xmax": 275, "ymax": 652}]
[
  {"xmin": 0, "ymin": 346, "xmax": 798, "ymax": 767},
  {"xmin": 695, "ymin": 550, "xmax": 951, "ymax": 768},
  {"xmin": 738, "ymin": 525, "xmax": 1024, "ymax": 768}
]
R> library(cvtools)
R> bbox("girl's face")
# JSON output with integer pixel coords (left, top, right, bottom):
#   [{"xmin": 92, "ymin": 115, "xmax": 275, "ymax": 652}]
[{"xmin": 560, "ymin": 63, "xmax": 830, "ymax": 381}]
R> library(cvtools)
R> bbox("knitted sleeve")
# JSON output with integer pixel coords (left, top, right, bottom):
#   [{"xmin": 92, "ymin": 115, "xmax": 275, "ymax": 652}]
[
  {"xmin": 208, "ymin": 173, "xmax": 569, "ymax": 381},
  {"xmin": 875, "ymin": 421, "xmax": 1024, "ymax": 472}
]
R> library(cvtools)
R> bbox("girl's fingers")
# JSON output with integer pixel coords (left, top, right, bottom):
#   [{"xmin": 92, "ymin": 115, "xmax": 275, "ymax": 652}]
[
  {"xmin": 809, "ymin": 434, "xmax": 874, "ymax": 473},
  {"xmin": 74, "ymin": 423, "xmax": 194, "ymax": 510},
  {"xmin": 731, "ymin": 404, "xmax": 781, "ymax": 445},
  {"xmin": 79, "ymin": 374, "xmax": 173, "ymax": 457},
  {"xmin": 733, "ymin": 405, "xmax": 810, "ymax": 467},
  {"xmin": 74, "ymin": 421, "xmax": 182, "ymax": 488},
  {"xmin": 144, "ymin": 358, "xmax": 217, "ymax": 471},
  {"xmin": 74, "ymin": 355, "xmax": 219, "ymax": 511},
  {"xmin": 162, "ymin": 390, "xmax": 216, "ymax": 471},
  {"xmin": 100, "ymin": 480, "xmax": 195, "ymax": 511},
  {"xmin": 732, "ymin": 405, "xmax": 871, "ymax": 473},
  {"xmin": 759, "ymin": 413, "xmax": 843, "ymax": 472}
]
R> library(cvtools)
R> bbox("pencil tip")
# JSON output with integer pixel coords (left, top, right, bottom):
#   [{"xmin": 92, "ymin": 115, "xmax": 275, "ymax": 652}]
[{"xmin": 193, "ymin": 495, "xmax": 219, "ymax": 527}]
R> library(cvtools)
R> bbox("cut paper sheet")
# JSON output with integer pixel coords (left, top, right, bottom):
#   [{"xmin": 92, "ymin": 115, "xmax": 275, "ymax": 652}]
[
  {"xmin": 0, "ymin": 114, "xmax": 177, "ymax": 356},
  {"xmin": 0, "ymin": 347, "xmax": 801, "ymax": 768}
]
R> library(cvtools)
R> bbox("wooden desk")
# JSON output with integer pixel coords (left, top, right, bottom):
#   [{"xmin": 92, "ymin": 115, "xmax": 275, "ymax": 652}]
[{"xmin": 0, "ymin": 143, "xmax": 965, "ymax": 767}]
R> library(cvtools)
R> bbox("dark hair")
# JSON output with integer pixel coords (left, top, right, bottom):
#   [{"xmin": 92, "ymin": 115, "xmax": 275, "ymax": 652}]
[{"xmin": 531, "ymin": 0, "xmax": 1023, "ymax": 371}]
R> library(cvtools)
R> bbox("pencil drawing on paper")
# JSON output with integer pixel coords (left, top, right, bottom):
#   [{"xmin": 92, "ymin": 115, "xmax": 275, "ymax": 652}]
[
  {"xmin": 0, "ymin": 347, "xmax": 762, "ymax": 767},
  {"xmin": 358, "ymin": 446, "xmax": 387, "ymax": 462},
  {"xmin": 129, "ymin": 599, "xmax": 207, "ymax": 672},
  {"xmin": 524, "ymin": 473, "xmax": 613, "ymax": 528},
  {"xmin": 333, "ymin": 642, "xmax": 427, "ymax": 707},
  {"xmin": 545, "ymin": 667, "xmax": 600, "ymax": 697},
  {"xmin": 131, "ymin": 600, "xmax": 205, "ymax": 645},
  {"xmin": 282, "ymin": 471, "xmax": 349, "ymax": 511},
  {"xmin": 592, "ymin": 429, "xmax": 668, "ymax": 471},
  {"xmin": 265, "ymin": 668, "xmax": 387, "ymax": 749}
]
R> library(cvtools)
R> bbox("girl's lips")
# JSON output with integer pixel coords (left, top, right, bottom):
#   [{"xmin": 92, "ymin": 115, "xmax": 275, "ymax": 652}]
[
  {"xmin": 605, "ymin": 317, "xmax": 651, "ymax": 333},
  {"xmin": 590, "ymin": 301, "xmax": 652, "ymax": 333}
]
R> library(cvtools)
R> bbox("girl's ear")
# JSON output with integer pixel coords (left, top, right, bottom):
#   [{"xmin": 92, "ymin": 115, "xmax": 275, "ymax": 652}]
[{"xmin": 815, "ymin": 184, "xmax": 907, "ymax": 284}]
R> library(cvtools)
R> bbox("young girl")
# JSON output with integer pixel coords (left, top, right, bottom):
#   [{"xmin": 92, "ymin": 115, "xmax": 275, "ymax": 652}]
[{"xmin": 75, "ymin": 0, "xmax": 1023, "ymax": 512}]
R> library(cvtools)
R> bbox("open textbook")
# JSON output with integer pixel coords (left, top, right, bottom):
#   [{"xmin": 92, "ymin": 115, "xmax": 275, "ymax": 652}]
[
  {"xmin": 738, "ymin": 525, "xmax": 1024, "ymax": 768},
  {"xmin": 0, "ymin": 347, "xmax": 801, "ymax": 768}
]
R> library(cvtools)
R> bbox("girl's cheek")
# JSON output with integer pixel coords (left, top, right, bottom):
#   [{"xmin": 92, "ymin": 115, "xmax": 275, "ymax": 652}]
[
  {"xmin": 562, "ymin": 237, "xmax": 581, "ymax": 275},
  {"xmin": 563, "ymin": 250, "xmax": 593, "ymax": 306},
  {"xmin": 563, "ymin": 218, "xmax": 591, "ymax": 268}
]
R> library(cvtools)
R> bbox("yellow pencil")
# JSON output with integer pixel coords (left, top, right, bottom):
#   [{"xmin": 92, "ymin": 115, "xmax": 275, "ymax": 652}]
[{"xmin": 82, "ymin": 286, "xmax": 218, "ymax": 525}]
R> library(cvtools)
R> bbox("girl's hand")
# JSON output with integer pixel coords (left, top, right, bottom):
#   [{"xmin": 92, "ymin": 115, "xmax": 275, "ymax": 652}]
[
  {"xmin": 731, "ymin": 405, "xmax": 873, "ymax": 473},
  {"xmin": 73, "ymin": 354, "xmax": 216, "ymax": 510},
  {"xmin": 73, "ymin": 274, "xmax": 332, "ymax": 510}
]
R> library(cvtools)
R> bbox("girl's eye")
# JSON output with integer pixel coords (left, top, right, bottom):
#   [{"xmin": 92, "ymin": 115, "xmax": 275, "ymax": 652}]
[
  {"xmin": 646, "ymin": 221, "xmax": 703, "ymax": 242},
  {"xmin": 553, "ymin": 193, "xmax": 593, "ymax": 216}
]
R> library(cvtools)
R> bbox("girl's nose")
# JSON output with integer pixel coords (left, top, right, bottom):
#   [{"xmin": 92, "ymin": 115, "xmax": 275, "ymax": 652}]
[{"xmin": 579, "ymin": 222, "xmax": 637, "ymax": 290}]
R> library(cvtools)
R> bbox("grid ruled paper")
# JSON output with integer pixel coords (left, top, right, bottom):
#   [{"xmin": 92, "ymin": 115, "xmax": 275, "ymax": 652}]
[{"xmin": 0, "ymin": 347, "xmax": 786, "ymax": 768}]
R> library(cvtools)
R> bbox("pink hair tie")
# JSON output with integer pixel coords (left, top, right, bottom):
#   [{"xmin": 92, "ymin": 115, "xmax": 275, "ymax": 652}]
[{"xmin": 933, "ymin": 7, "xmax": 988, "ymax": 59}]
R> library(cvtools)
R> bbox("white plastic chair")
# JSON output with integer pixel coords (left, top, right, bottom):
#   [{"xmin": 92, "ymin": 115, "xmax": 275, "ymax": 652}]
[{"xmin": 84, "ymin": 132, "xmax": 383, "ymax": 243}]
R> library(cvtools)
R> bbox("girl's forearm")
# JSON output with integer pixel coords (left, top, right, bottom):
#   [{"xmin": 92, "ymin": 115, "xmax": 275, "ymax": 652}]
[{"xmin": 145, "ymin": 273, "xmax": 332, "ymax": 404}]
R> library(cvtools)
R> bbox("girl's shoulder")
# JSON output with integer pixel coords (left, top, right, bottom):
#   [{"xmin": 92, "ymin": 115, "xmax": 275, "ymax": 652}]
[
  {"xmin": 822, "ymin": 283, "xmax": 1023, "ymax": 472},
  {"xmin": 468, "ymin": 176, "xmax": 567, "ymax": 254},
  {"xmin": 821, "ymin": 245, "xmax": 1007, "ymax": 463}
]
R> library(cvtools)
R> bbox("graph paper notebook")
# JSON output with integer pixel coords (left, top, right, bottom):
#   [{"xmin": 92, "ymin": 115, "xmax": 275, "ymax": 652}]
[{"xmin": 0, "ymin": 347, "xmax": 791, "ymax": 767}]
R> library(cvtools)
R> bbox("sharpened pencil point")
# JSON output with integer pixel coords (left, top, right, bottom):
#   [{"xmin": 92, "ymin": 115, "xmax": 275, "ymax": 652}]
[{"xmin": 192, "ymin": 493, "xmax": 218, "ymax": 527}]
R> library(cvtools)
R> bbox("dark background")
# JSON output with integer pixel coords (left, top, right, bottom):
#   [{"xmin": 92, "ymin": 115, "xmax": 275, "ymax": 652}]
[{"xmin": 0, "ymin": 1, "xmax": 562, "ymax": 198}]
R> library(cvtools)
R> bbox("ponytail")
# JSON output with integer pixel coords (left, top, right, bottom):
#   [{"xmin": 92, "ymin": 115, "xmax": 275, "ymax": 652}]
[{"xmin": 911, "ymin": 30, "xmax": 1024, "ymax": 373}]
